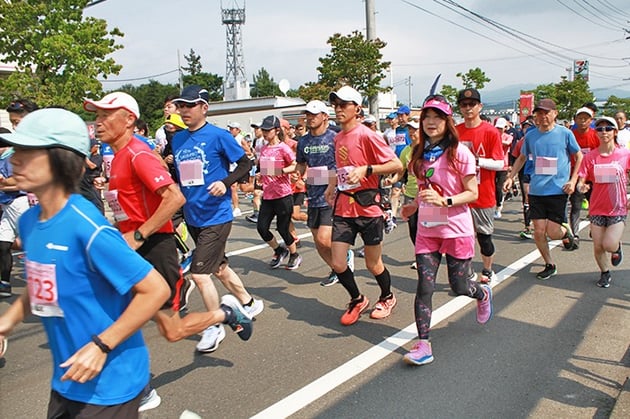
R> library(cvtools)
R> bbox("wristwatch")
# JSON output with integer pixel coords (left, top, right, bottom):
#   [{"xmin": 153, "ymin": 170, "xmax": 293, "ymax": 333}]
[
  {"xmin": 134, "ymin": 230, "xmax": 146, "ymax": 242},
  {"xmin": 446, "ymin": 198, "xmax": 454, "ymax": 208},
  {"xmin": 366, "ymin": 165, "xmax": 373, "ymax": 177}
]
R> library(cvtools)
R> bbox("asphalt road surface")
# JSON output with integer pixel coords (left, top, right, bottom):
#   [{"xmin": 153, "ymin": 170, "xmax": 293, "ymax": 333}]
[{"xmin": 1, "ymin": 196, "xmax": 628, "ymax": 418}]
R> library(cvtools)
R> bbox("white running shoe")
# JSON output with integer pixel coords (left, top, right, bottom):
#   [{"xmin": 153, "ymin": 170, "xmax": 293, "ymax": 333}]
[
  {"xmin": 0, "ymin": 337, "xmax": 7, "ymax": 358},
  {"xmin": 244, "ymin": 299, "xmax": 264, "ymax": 318},
  {"xmin": 196, "ymin": 324, "xmax": 226, "ymax": 353},
  {"xmin": 346, "ymin": 249, "xmax": 355, "ymax": 272},
  {"xmin": 138, "ymin": 388, "xmax": 161, "ymax": 412}
]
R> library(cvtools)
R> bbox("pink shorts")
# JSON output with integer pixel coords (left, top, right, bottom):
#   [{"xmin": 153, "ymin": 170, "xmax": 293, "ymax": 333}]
[{"xmin": 415, "ymin": 235, "xmax": 475, "ymax": 260}]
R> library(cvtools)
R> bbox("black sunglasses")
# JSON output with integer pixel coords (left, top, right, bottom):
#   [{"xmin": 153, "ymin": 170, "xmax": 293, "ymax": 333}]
[
  {"xmin": 176, "ymin": 102, "xmax": 201, "ymax": 109},
  {"xmin": 595, "ymin": 126, "xmax": 616, "ymax": 132}
]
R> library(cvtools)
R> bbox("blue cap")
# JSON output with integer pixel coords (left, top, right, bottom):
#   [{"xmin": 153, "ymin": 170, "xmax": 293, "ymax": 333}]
[
  {"xmin": 397, "ymin": 105, "xmax": 411, "ymax": 114},
  {"xmin": 0, "ymin": 108, "xmax": 89, "ymax": 156},
  {"xmin": 386, "ymin": 112, "xmax": 397, "ymax": 119}
]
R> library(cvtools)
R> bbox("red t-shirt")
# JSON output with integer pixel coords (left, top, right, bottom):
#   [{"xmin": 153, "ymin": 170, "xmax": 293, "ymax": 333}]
[
  {"xmin": 107, "ymin": 137, "xmax": 175, "ymax": 234},
  {"xmin": 456, "ymin": 121, "xmax": 504, "ymax": 209},
  {"xmin": 572, "ymin": 128, "xmax": 600, "ymax": 168},
  {"xmin": 334, "ymin": 124, "xmax": 397, "ymax": 218}
]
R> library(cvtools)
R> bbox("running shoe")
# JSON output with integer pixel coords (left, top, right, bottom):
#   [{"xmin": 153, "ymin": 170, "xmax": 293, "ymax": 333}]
[
  {"xmin": 340, "ymin": 295, "xmax": 370, "ymax": 326},
  {"xmin": 178, "ymin": 275, "xmax": 196, "ymax": 313},
  {"xmin": 286, "ymin": 253, "xmax": 302, "ymax": 270},
  {"xmin": 357, "ymin": 248, "xmax": 365, "ymax": 258},
  {"xmin": 519, "ymin": 229, "xmax": 533, "ymax": 240},
  {"xmin": 244, "ymin": 299, "xmax": 264, "ymax": 318},
  {"xmin": 138, "ymin": 387, "xmax": 161, "ymax": 412},
  {"xmin": 480, "ymin": 269, "xmax": 495, "ymax": 284},
  {"xmin": 196, "ymin": 324, "xmax": 226, "ymax": 353},
  {"xmin": 476, "ymin": 285, "xmax": 493, "ymax": 324},
  {"xmin": 369, "ymin": 293, "xmax": 397, "ymax": 319},
  {"xmin": 269, "ymin": 246, "xmax": 289, "ymax": 269},
  {"xmin": 320, "ymin": 271, "xmax": 339, "ymax": 287},
  {"xmin": 512, "ymin": 186, "xmax": 519, "ymax": 198},
  {"xmin": 581, "ymin": 199, "xmax": 589, "ymax": 210},
  {"xmin": 0, "ymin": 337, "xmax": 7, "ymax": 358},
  {"xmin": 561, "ymin": 222, "xmax": 575, "ymax": 250},
  {"xmin": 347, "ymin": 249, "xmax": 355, "ymax": 273},
  {"xmin": 597, "ymin": 271, "xmax": 612, "ymax": 288},
  {"xmin": 410, "ymin": 261, "xmax": 417, "ymax": 270},
  {"xmin": 611, "ymin": 242, "xmax": 623, "ymax": 267},
  {"xmin": 403, "ymin": 340, "xmax": 434, "ymax": 366},
  {"xmin": 536, "ymin": 263, "xmax": 557, "ymax": 280},
  {"xmin": 220, "ymin": 294, "xmax": 253, "ymax": 340},
  {"xmin": 245, "ymin": 213, "xmax": 259, "ymax": 223},
  {"xmin": 493, "ymin": 209, "xmax": 502, "ymax": 219},
  {"xmin": 0, "ymin": 281, "xmax": 10, "ymax": 298},
  {"xmin": 384, "ymin": 210, "xmax": 396, "ymax": 234},
  {"xmin": 571, "ymin": 235, "xmax": 580, "ymax": 250}
]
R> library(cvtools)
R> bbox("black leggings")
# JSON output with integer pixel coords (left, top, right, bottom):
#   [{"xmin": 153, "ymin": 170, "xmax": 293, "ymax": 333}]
[
  {"xmin": 0, "ymin": 241, "xmax": 13, "ymax": 283},
  {"xmin": 257, "ymin": 195, "xmax": 295, "ymax": 247},
  {"xmin": 414, "ymin": 252, "xmax": 485, "ymax": 340}
]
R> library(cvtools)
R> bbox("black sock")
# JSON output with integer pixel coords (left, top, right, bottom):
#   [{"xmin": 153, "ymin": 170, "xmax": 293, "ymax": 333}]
[
  {"xmin": 336, "ymin": 267, "xmax": 360, "ymax": 299},
  {"xmin": 375, "ymin": 268, "xmax": 392, "ymax": 300},
  {"xmin": 244, "ymin": 298, "xmax": 254, "ymax": 307}
]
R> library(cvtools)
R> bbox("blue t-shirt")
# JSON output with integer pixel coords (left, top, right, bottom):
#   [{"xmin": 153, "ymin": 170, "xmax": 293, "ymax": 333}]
[
  {"xmin": 296, "ymin": 129, "xmax": 337, "ymax": 208},
  {"xmin": 172, "ymin": 123, "xmax": 245, "ymax": 227},
  {"xmin": 522, "ymin": 125, "xmax": 580, "ymax": 196},
  {"xmin": 0, "ymin": 148, "xmax": 26, "ymax": 204},
  {"xmin": 393, "ymin": 125, "xmax": 411, "ymax": 157},
  {"xmin": 19, "ymin": 194, "xmax": 153, "ymax": 405},
  {"xmin": 133, "ymin": 134, "xmax": 156, "ymax": 150}
]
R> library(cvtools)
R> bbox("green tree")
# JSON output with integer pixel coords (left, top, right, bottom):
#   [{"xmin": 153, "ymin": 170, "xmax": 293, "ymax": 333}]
[
  {"xmin": 250, "ymin": 67, "xmax": 281, "ymax": 97},
  {"xmin": 440, "ymin": 67, "xmax": 491, "ymax": 108},
  {"xmin": 308, "ymin": 30, "xmax": 390, "ymax": 103},
  {"xmin": 182, "ymin": 48, "xmax": 202, "ymax": 75},
  {"xmin": 529, "ymin": 76, "xmax": 593, "ymax": 120},
  {"xmin": 180, "ymin": 51, "xmax": 223, "ymax": 102},
  {"xmin": 602, "ymin": 95, "xmax": 630, "ymax": 116},
  {"xmin": 0, "ymin": 0, "xmax": 123, "ymax": 113}
]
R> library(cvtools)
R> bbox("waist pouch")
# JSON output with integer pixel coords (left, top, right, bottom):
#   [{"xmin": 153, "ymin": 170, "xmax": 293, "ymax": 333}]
[{"xmin": 339, "ymin": 188, "xmax": 381, "ymax": 207}]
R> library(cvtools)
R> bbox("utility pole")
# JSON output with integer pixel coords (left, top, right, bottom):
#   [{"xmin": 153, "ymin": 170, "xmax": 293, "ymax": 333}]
[
  {"xmin": 365, "ymin": 0, "xmax": 378, "ymax": 117},
  {"xmin": 177, "ymin": 49, "xmax": 183, "ymax": 92}
]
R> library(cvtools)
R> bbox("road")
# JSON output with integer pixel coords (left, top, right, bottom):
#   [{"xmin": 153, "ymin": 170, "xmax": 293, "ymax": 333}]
[{"xmin": 0, "ymin": 197, "xmax": 629, "ymax": 418}]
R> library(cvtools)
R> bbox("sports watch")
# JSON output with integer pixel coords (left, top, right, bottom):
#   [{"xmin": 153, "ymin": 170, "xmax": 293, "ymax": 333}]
[{"xmin": 134, "ymin": 230, "xmax": 146, "ymax": 242}]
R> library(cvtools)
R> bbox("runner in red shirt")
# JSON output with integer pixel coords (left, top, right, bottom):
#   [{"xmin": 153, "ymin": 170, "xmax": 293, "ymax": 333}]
[
  {"xmin": 324, "ymin": 86, "xmax": 402, "ymax": 326},
  {"xmin": 455, "ymin": 89, "xmax": 504, "ymax": 284}
]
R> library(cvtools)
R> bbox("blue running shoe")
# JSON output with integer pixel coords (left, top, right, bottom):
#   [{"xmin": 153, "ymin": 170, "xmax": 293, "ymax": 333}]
[{"xmin": 221, "ymin": 294, "xmax": 253, "ymax": 341}]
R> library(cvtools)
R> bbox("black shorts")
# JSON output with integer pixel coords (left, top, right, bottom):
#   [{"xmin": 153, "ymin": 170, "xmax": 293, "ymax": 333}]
[
  {"xmin": 528, "ymin": 194, "xmax": 568, "ymax": 225},
  {"xmin": 188, "ymin": 222, "xmax": 231, "ymax": 275},
  {"xmin": 137, "ymin": 233, "xmax": 182, "ymax": 311},
  {"xmin": 307, "ymin": 206, "xmax": 333, "ymax": 229},
  {"xmin": 293, "ymin": 192, "xmax": 306, "ymax": 206},
  {"xmin": 332, "ymin": 215, "xmax": 384, "ymax": 246},
  {"xmin": 47, "ymin": 389, "xmax": 142, "ymax": 419}
]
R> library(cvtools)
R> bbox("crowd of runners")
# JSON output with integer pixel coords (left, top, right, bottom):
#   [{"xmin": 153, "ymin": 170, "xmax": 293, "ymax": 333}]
[{"xmin": 0, "ymin": 84, "xmax": 628, "ymax": 417}]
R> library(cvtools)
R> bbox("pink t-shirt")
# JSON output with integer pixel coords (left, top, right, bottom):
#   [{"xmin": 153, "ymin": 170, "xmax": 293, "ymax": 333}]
[
  {"xmin": 579, "ymin": 147, "xmax": 630, "ymax": 216},
  {"xmin": 414, "ymin": 143, "xmax": 477, "ymax": 250},
  {"xmin": 334, "ymin": 124, "xmax": 397, "ymax": 218},
  {"xmin": 259, "ymin": 142, "xmax": 295, "ymax": 200}
]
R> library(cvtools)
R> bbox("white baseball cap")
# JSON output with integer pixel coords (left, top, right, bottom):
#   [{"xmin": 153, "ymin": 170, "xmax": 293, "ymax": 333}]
[
  {"xmin": 329, "ymin": 86, "xmax": 362, "ymax": 106},
  {"xmin": 305, "ymin": 100, "xmax": 329, "ymax": 115},
  {"xmin": 83, "ymin": 92, "xmax": 140, "ymax": 119}
]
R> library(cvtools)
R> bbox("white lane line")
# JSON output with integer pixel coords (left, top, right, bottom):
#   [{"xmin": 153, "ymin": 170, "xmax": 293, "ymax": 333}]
[{"xmin": 250, "ymin": 221, "xmax": 589, "ymax": 419}]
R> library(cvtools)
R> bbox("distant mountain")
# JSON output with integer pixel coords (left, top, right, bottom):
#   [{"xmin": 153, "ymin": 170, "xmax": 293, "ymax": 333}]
[{"xmin": 482, "ymin": 84, "xmax": 630, "ymax": 107}]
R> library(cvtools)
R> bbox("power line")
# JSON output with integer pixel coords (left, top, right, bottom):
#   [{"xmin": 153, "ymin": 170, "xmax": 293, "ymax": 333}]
[
  {"xmin": 555, "ymin": 0, "xmax": 623, "ymax": 32},
  {"xmin": 98, "ymin": 68, "xmax": 180, "ymax": 83}
]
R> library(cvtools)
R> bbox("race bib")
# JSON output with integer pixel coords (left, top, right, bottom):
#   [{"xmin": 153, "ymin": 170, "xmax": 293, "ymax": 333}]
[
  {"xmin": 336, "ymin": 166, "xmax": 360, "ymax": 191},
  {"xmin": 26, "ymin": 259, "xmax": 63, "ymax": 318},
  {"xmin": 104, "ymin": 189, "xmax": 129, "ymax": 222},
  {"xmin": 389, "ymin": 133, "xmax": 407, "ymax": 147},
  {"xmin": 259, "ymin": 156, "xmax": 284, "ymax": 176},
  {"xmin": 306, "ymin": 166, "xmax": 331, "ymax": 185},
  {"xmin": 103, "ymin": 154, "xmax": 114, "ymax": 178},
  {"xmin": 594, "ymin": 164, "xmax": 618, "ymax": 184},
  {"xmin": 418, "ymin": 202, "xmax": 448, "ymax": 228},
  {"xmin": 535, "ymin": 156, "xmax": 558, "ymax": 175},
  {"xmin": 27, "ymin": 192, "xmax": 39, "ymax": 207},
  {"xmin": 179, "ymin": 159, "xmax": 205, "ymax": 186}
]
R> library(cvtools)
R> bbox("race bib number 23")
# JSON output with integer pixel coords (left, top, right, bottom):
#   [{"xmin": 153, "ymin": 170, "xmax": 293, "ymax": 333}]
[{"xmin": 26, "ymin": 259, "xmax": 64, "ymax": 318}]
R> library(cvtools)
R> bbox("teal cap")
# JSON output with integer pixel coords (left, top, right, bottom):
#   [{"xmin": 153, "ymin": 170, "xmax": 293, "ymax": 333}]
[{"xmin": 0, "ymin": 108, "xmax": 89, "ymax": 156}]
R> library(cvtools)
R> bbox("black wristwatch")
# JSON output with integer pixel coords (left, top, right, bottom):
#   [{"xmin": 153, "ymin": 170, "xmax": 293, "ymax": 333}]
[
  {"xmin": 134, "ymin": 230, "xmax": 146, "ymax": 242},
  {"xmin": 446, "ymin": 198, "xmax": 454, "ymax": 208},
  {"xmin": 366, "ymin": 165, "xmax": 373, "ymax": 177}
]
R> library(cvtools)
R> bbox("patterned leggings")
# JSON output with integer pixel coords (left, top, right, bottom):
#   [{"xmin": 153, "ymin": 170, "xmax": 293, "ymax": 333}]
[{"xmin": 414, "ymin": 251, "xmax": 485, "ymax": 340}]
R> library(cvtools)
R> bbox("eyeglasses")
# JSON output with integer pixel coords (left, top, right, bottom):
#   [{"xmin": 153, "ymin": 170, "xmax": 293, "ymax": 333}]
[
  {"xmin": 595, "ymin": 126, "xmax": 616, "ymax": 132},
  {"xmin": 176, "ymin": 102, "xmax": 201, "ymax": 109}
]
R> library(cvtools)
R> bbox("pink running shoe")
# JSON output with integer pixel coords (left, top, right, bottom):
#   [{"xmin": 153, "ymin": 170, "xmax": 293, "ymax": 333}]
[
  {"xmin": 476, "ymin": 284, "xmax": 493, "ymax": 324},
  {"xmin": 403, "ymin": 340, "xmax": 434, "ymax": 366}
]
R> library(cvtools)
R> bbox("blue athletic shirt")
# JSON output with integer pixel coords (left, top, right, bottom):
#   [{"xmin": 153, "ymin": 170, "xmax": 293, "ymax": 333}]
[
  {"xmin": 522, "ymin": 124, "xmax": 580, "ymax": 196},
  {"xmin": 296, "ymin": 129, "xmax": 337, "ymax": 208},
  {"xmin": 393, "ymin": 125, "xmax": 411, "ymax": 157},
  {"xmin": 19, "ymin": 194, "xmax": 153, "ymax": 405},
  {"xmin": 172, "ymin": 122, "xmax": 245, "ymax": 227},
  {"xmin": 0, "ymin": 148, "xmax": 26, "ymax": 204}
]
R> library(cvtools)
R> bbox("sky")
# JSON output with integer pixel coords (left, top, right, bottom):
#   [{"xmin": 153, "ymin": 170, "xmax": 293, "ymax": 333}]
[{"xmin": 84, "ymin": 0, "xmax": 630, "ymax": 104}]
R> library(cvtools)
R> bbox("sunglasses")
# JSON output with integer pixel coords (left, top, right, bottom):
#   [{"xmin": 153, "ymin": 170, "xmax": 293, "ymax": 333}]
[
  {"xmin": 6, "ymin": 102, "xmax": 25, "ymax": 112},
  {"xmin": 176, "ymin": 102, "xmax": 201, "ymax": 109},
  {"xmin": 459, "ymin": 100, "xmax": 479, "ymax": 108},
  {"xmin": 332, "ymin": 100, "xmax": 354, "ymax": 108},
  {"xmin": 595, "ymin": 126, "xmax": 616, "ymax": 132}
]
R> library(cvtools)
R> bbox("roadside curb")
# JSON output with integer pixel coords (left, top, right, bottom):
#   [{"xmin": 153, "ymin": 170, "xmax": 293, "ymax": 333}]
[{"xmin": 610, "ymin": 376, "xmax": 630, "ymax": 418}]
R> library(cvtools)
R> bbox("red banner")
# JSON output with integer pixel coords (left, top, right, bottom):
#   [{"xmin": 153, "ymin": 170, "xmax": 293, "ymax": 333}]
[{"xmin": 519, "ymin": 93, "xmax": 534, "ymax": 123}]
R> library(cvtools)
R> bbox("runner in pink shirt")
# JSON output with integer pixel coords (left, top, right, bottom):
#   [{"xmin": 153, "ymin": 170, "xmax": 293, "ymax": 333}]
[
  {"xmin": 577, "ymin": 116, "xmax": 630, "ymax": 288},
  {"xmin": 400, "ymin": 95, "xmax": 493, "ymax": 366}
]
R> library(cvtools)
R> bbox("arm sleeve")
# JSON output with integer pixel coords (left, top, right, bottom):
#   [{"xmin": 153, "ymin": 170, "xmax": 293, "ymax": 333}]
[{"xmin": 221, "ymin": 154, "xmax": 251, "ymax": 187}]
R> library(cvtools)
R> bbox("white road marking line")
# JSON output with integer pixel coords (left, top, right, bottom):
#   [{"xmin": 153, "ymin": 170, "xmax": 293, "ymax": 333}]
[{"xmin": 250, "ymin": 221, "xmax": 589, "ymax": 419}]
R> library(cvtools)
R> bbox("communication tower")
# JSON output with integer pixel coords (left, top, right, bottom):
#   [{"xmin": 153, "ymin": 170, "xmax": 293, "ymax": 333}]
[{"xmin": 221, "ymin": 1, "xmax": 250, "ymax": 100}]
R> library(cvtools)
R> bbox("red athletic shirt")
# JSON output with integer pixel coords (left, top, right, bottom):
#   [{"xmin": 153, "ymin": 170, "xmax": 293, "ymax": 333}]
[
  {"xmin": 572, "ymin": 128, "xmax": 600, "ymax": 168},
  {"xmin": 107, "ymin": 137, "xmax": 175, "ymax": 234},
  {"xmin": 456, "ymin": 121, "xmax": 504, "ymax": 209}
]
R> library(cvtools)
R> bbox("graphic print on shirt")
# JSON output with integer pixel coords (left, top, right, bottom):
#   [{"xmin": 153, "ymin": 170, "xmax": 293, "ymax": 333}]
[{"xmin": 175, "ymin": 143, "xmax": 210, "ymax": 186}]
